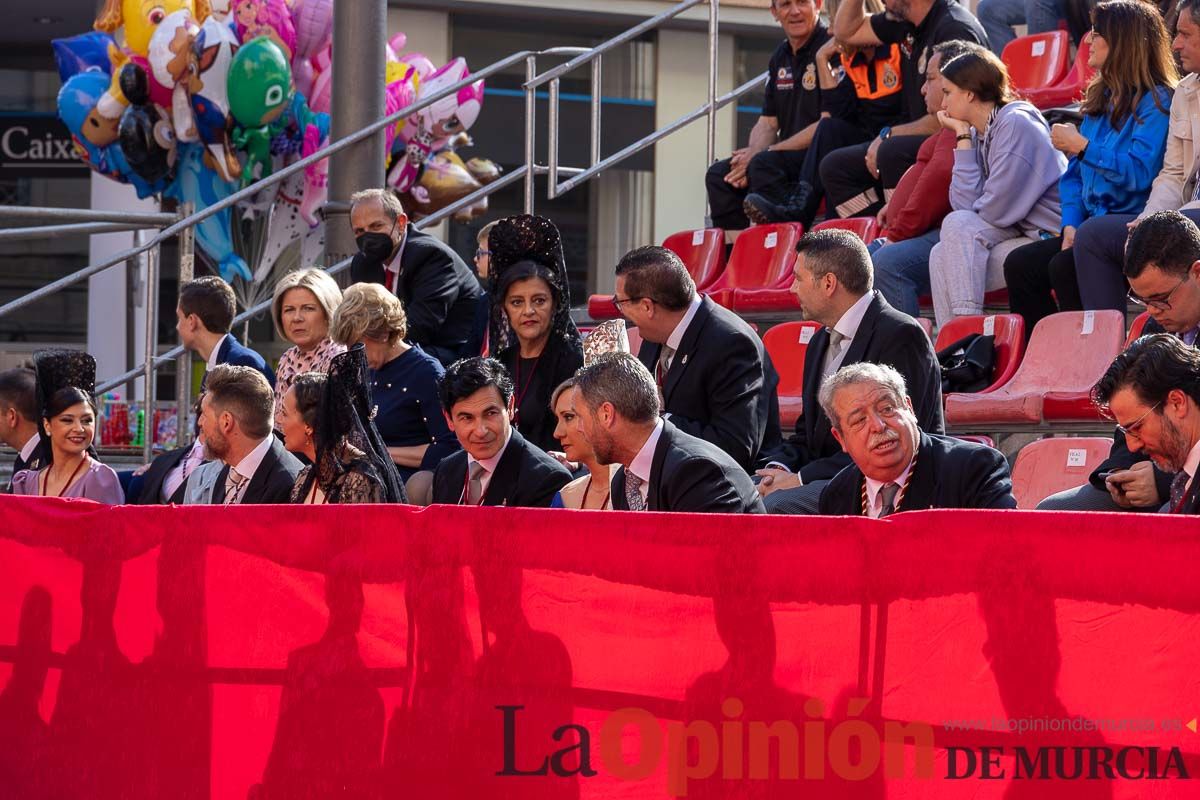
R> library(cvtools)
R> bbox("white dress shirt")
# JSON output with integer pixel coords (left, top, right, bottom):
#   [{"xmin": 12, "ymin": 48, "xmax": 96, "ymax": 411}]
[
  {"xmin": 864, "ymin": 457, "xmax": 915, "ymax": 519},
  {"xmin": 19, "ymin": 433, "xmax": 40, "ymax": 464},
  {"xmin": 465, "ymin": 427, "xmax": 513, "ymax": 502},
  {"xmin": 162, "ymin": 438, "xmax": 206, "ymax": 502},
  {"xmin": 206, "ymin": 333, "xmax": 230, "ymax": 371},
  {"xmin": 229, "ymin": 435, "xmax": 274, "ymax": 488},
  {"xmin": 626, "ymin": 418, "xmax": 665, "ymax": 505}
]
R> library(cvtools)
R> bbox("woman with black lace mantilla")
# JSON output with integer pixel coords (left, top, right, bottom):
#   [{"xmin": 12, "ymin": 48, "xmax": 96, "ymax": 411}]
[{"xmin": 276, "ymin": 344, "xmax": 407, "ymax": 504}]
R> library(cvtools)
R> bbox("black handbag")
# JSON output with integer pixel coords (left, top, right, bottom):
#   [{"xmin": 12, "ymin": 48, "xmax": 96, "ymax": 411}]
[{"xmin": 937, "ymin": 332, "xmax": 995, "ymax": 394}]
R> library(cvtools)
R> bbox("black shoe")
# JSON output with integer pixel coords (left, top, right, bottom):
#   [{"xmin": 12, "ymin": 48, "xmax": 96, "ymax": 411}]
[{"xmin": 744, "ymin": 182, "xmax": 815, "ymax": 225}]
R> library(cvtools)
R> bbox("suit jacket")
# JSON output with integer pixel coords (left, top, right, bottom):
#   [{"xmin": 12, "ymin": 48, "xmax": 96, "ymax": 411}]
[
  {"xmin": 350, "ymin": 226, "xmax": 483, "ymax": 366},
  {"xmin": 637, "ymin": 296, "xmax": 774, "ymax": 471},
  {"xmin": 1178, "ymin": 472, "xmax": 1200, "ymax": 515},
  {"xmin": 129, "ymin": 444, "xmax": 191, "ymax": 505},
  {"xmin": 210, "ymin": 437, "xmax": 303, "ymax": 505},
  {"xmin": 818, "ymin": 432, "xmax": 1017, "ymax": 515},
  {"xmin": 431, "ymin": 428, "xmax": 571, "ymax": 508},
  {"xmin": 209, "ymin": 334, "xmax": 276, "ymax": 388},
  {"xmin": 760, "ymin": 292, "xmax": 944, "ymax": 482},
  {"xmin": 183, "ymin": 460, "xmax": 225, "ymax": 505},
  {"xmin": 610, "ymin": 420, "xmax": 765, "ymax": 514},
  {"xmin": 7, "ymin": 438, "xmax": 50, "ymax": 493}
]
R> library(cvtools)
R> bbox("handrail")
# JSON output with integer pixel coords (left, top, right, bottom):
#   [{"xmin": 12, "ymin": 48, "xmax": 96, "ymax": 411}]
[
  {"xmin": 0, "ymin": 222, "xmax": 166, "ymax": 242},
  {"xmin": 0, "ymin": 206, "xmax": 178, "ymax": 226}
]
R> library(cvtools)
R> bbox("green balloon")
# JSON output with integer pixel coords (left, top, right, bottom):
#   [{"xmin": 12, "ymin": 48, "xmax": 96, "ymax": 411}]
[{"xmin": 227, "ymin": 36, "xmax": 294, "ymax": 128}]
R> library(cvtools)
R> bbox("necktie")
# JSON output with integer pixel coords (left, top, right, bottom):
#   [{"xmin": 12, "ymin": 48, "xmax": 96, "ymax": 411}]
[
  {"xmin": 878, "ymin": 482, "xmax": 901, "ymax": 518},
  {"xmin": 223, "ymin": 468, "xmax": 247, "ymax": 506},
  {"xmin": 467, "ymin": 461, "xmax": 486, "ymax": 505},
  {"xmin": 624, "ymin": 471, "xmax": 646, "ymax": 511},
  {"xmin": 822, "ymin": 330, "xmax": 847, "ymax": 378},
  {"xmin": 655, "ymin": 345, "xmax": 677, "ymax": 388},
  {"xmin": 1180, "ymin": 327, "xmax": 1199, "ymax": 348},
  {"xmin": 1169, "ymin": 470, "xmax": 1191, "ymax": 513}
]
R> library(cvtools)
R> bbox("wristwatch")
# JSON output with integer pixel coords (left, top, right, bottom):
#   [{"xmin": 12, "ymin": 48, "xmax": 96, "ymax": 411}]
[{"xmin": 878, "ymin": 126, "xmax": 893, "ymax": 141}]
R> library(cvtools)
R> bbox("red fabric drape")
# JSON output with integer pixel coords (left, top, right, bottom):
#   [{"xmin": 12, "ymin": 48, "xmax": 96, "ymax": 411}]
[{"xmin": 1, "ymin": 496, "xmax": 1198, "ymax": 798}]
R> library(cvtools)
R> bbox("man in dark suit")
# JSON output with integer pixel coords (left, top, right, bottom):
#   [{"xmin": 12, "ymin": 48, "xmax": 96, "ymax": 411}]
[
  {"xmin": 0, "ymin": 366, "xmax": 48, "ymax": 491},
  {"xmin": 193, "ymin": 365, "xmax": 301, "ymax": 505},
  {"xmin": 1041, "ymin": 211, "xmax": 1200, "ymax": 512},
  {"xmin": 572, "ymin": 352, "xmax": 764, "ymax": 514},
  {"xmin": 1092, "ymin": 334, "xmax": 1200, "ymax": 515},
  {"xmin": 176, "ymin": 276, "xmax": 275, "ymax": 387},
  {"xmin": 349, "ymin": 188, "xmax": 482, "ymax": 366},
  {"xmin": 757, "ymin": 228, "xmax": 943, "ymax": 514},
  {"xmin": 816, "ymin": 362, "xmax": 1015, "ymax": 516},
  {"xmin": 431, "ymin": 357, "xmax": 571, "ymax": 507},
  {"xmin": 614, "ymin": 245, "xmax": 775, "ymax": 471}
]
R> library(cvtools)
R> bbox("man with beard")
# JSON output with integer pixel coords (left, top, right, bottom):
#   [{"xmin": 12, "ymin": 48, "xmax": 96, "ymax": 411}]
[
  {"xmin": 572, "ymin": 352, "xmax": 764, "ymax": 514},
  {"xmin": 816, "ymin": 362, "xmax": 1015, "ymax": 515},
  {"xmin": 1092, "ymin": 334, "xmax": 1200, "ymax": 515},
  {"xmin": 188, "ymin": 365, "xmax": 301, "ymax": 505}
]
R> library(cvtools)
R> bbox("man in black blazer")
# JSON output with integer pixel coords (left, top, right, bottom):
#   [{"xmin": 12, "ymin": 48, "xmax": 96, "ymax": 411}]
[
  {"xmin": 573, "ymin": 352, "xmax": 764, "ymax": 514},
  {"xmin": 431, "ymin": 357, "xmax": 571, "ymax": 507},
  {"xmin": 1093, "ymin": 334, "xmax": 1200, "ymax": 516},
  {"xmin": 614, "ymin": 245, "xmax": 775, "ymax": 471},
  {"xmin": 349, "ymin": 188, "xmax": 482, "ymax": 366},
  {"xmin": 0, "ymin": 366, "xmax": 49, "ymax": 492},
  {"xmin": 816, "ymin": 362, "xmax": 1015, "ymax": 516},
  {"xmin": 193, "ymin": 365, "xmax": 302, "ymax": 505},
  {"xmin": 757, "ymin": 229, "xmax": 943, "ymax": 514},
  {"xmin": 176, "ymin": 276, "xmax": 275, "ymax": 388}
]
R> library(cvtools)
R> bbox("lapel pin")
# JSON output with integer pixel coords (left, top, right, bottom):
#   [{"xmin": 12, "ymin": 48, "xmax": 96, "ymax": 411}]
[{"xmin": 681, "ymin": 354, "xmax": 688, "ymax": 366}]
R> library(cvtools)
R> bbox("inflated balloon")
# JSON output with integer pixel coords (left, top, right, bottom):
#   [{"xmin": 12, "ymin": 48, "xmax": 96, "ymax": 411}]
[
  {"xmin": 228, "ymin": 36, "xmax": 294, "ymax": 186},
  {"xmin": 399, "ymin": 141, "xmax": 502, "ymax": 223},
  {"xmin": 118, "ymin": 62, "xmax": 177, "ymax": 184},
  {"xmin": 148, "ymin": 9, "xmax": 201, "ymax": 143},
  {"xmin": 384, "ymin": 60, "xmax": 421, "ymax": 154},
  {"xmin": 255, "ymin": 169, "xmax": 324, "ymax": 283},
  {"xmin": 167, "ymin": 143, "xmax": 252, "ymax": 282},
  {"xmin": 52, "ymin": 32, "xmax": 119, "ymax": 82},
  {"xmin": 307, "ymin": 44, "xmax": 331, "ymax": 114},
  {"xmin": 299, "ymin": 122, "xmax": 328, "ymax": 228},
  {"xmin": 188, "ymin": 16, "xmax": 241, "ymax": 182},
  {"xmin": 93, "ymin": 0, "xmax": 206, "ymax": 58},
  {"xmin": 233, "ymin": 0, "xmax": 296, "ymax": 60},
  {"xmin": 290, "ymin": 0, "xmax": 332, "ymax": 97},
  {"xmin": 388, "ymin": 58, "xmax": 485, "ymax": 194}
]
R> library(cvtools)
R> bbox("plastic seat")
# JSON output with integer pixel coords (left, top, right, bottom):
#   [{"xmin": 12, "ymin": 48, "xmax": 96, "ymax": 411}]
[
  {"xmin": 945, "ymin": 310, "xmax": 1125, "ymax": 425},
  {"xmin": 1002, "ymin": 31, "xmax": 1070, "ymax": 93},
  {"xmin": 917, "ymin": 317, "xmax": 933, "ymax": 340},
  {"xmin": 809, "ymin": 216, "xmax": 881, "ymax": 243},
  {"xmin": 587, "ymin": 227, "xmax": 727, "ymax": 319},
  {"xmin": 762, "ymin": 321, "xmax": 823, "ymax": 428},
  {"xmin": 1124, "ymin": 311, "xmax": 1152, "ymax": 347},
  {"xmin": 1042, "ymin": 311, "xmax": 1161, "ymax": 421},
  {"xmin": 1022, "ymin": 37, "xmax": 1094, "ymax": 109},
  {"xmin": 955, "ymin": 434, "xmax": 995, "ymax": 449},
  {"xmin": 626, "ymin": 325, "xmax": 643, "ymax": 356},
  {"xmin": 1010, "ymin": 436, "xmax": 1113, "ymax": 509},
  {"xmin": 709, "ymin": 222, "xmax": 803, "ymax": 310},
  {"xmin": 934, "ymin": 314, "xmax": 1026, "ymax": 395}
]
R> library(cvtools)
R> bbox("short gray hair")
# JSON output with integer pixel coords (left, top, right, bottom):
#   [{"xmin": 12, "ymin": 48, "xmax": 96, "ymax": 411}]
[
  {"xmin": 349, "ymin": 188, "xmax": 406, "ymax": 221},
  {"xmin": 574, "ymin": 352, "xmax": 661, "ymax": 424},
  {"xmin": 818, "ymin": 362, "xmax": 908, "ymax": 429},
  {"xmin": 271, "ymin": 268, "xmax": 343, "ymax": 340}
]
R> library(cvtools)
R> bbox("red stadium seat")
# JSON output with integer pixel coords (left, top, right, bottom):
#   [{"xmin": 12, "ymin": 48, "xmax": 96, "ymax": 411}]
[
  {"xmin": 1040, "ymin": 311, "xmax": 1160, "ymax": 421},
  {"xmin": 763, "ymin": 321, "xmax": 823, "ymax": 428},
  {"xmin": 945, "ymin": 310, "xmax": 1124, "ymax": 425},
  {"xmin": 917, "ymin": 317, "xmax": 933, "ymax": 340},
  {"xmin": 1022, "ymin": 37, "xmax": 1094, "ymax": 109},
  {"xmin": 587, "ymin": 228, "xmax": 728, "ymax": 319},
  {"xmin": 709, "ymin": 223, "xmax": 803, "ymax": 309},
  {"xmin": 1010, "ymin": 436, "xmax": 1113, "ymax": 509},
  {"xmin": 810, "ymin": 216, "xmax": 881, "ymax": 243},
  {"xmin": 1124, "ymin": 311, "xmax": 1152, "ymax": 347},
  {"xmin": 626, "ymin": 325, "xmax": 643, "ymax": 356},
  {"xmin": 1003, "ymin": 31, "xmax": 1070, "ymax": 94},
  {"xmin": 934, "ymin": 314, "xmax": 1026, "ymax": 395},
  {"xmin": 955, "ymin": 434, "xmax": 996, "ymax": 449}
]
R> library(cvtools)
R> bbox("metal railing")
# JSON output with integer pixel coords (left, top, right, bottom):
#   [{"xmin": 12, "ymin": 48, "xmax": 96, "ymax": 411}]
[{"xmin": 0, "ymin": 0, "xmax": 766, "ymax": 463}]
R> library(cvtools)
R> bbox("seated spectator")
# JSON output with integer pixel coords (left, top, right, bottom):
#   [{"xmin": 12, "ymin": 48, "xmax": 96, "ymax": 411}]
[
  {"xmin": 743, "ymin": 36, "xmax": 904, "ymax": 225},
  {"xmin": 127, "ymin": 396, "xmax": 206, "ymax": 505},
  {"xmin": 824, "ymin": 0, "xmax": 988, "ymax": 220},
  {"xmin": 928, "ymin": 48, "xmax": 1066, "ymax": 326},
  {"xmin": 176, "ymin": 275, "xmax": 275, "ymax": 387},
  {"xmin": 348, "ymin": 188, "xmax": 482, "ymax": 366},
  {"xmin": 11, "ymin": 350, "xmax": 122, "ymax": 503},
  {"xmin": 271, "ymin": 267, "xmax": 346, "ymax": 421},
  {"xmin": 1092, "ymin": 333, "xmax": 1200, "ymax": 515},
  {"xmin": 0, "ymin": 366, "xmax": 47, "ymax": 491},
  {"xmin": 278, "ymin": 346, "xmax": 406, "ymax": 504},
  {"xmin": 549, "ymin": 378, "xmax": 619, "ymax": 510},
  {"xmin": 817, "ymin": 362, "xmax": 1016, "ymax": 515},
  {"xmin": 487, "ymin": 215, "xmax": 584, "ymax": 454},
  {"xmin": 1039, "ymin": 210, "xmax": 1199, "ymax": 512},
  {"xmin": 977, "ymin": 0, "xmax": 1064, "ymax": 56},
  {"xmin": 464, "ymin": 219, "xmax": 499, "ymax": 359},
  {"xmin": 615, "ymin": 246, "xmax": 776, "ymax": 471},
  {"xmin": 1004, "ymin": 1, "xmax": 1175, "ymax": 336},
  {"xmin": 194, "ymin": 365, "xmax": 302, "ymax": 505},
  {"xmin": 704, "ymin": 0, "xmax": 831, "ymax": 230},
  {"xmin": 756, "ymin": 230, "xmax": 943, "ymax": 514},
  {"xmin": 329, "ymin": 282, "xmax": 459, "ymax": 483},
  {"xmin": 1071, "ymin": 0, "xmax": 1200, "ymax": 312},
  {"xmin": 430, "ymin": 357, "xmax": 572, "ymax": 507},
  {"xmin": 572, "ymin": 353, "xmax": 765, "ymax": 514},
  {"xmin": 870, "ymin": 39, "xmax": 980, "ymax": 316}
]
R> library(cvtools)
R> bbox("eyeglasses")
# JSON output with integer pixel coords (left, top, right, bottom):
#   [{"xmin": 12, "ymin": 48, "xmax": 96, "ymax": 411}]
[
  {"xmin": 612, "ymin": 295, "xmax": 647, "ymax": 310},
  {"xmin": 1114, "ymin": 401, "xmax": 1162, "ymax": 440},
  {"xmin": 474, "ymin": 248, "xmax": 492, "ymax": 260},
  {"xmin": 1128, "ymin": 276, "xmax": 1188, "ymax": 312}
]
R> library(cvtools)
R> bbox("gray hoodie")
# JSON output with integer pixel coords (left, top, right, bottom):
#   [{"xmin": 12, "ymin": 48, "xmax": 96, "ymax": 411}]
[{"xmin": 950, "ymin": 100, "xmax": 1067, "ymax": 236}]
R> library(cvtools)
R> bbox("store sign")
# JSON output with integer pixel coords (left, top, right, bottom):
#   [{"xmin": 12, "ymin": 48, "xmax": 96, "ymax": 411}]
[{"xmin": 0, "ymin": 114, "xmax": 89, "ymax": 178}]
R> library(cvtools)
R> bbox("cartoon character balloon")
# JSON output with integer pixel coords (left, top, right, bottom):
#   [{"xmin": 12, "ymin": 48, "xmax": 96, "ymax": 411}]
[
  {"xmin": 227, "ymin": 36, "xmax": 294, "ymax": 186},
  {"xmin": 147, "ymin": 10, "xmax": 201, "ymax": 143},
  {"xmin": 167, "ymin": 143, "xmax": 252, "ymax": 282},
  {"xmin": 188, "ymin": 17, "xmax": 242, "ymax": 182},
  {"xmin": 232, "ymin": 0, "xmax": 296, "ymax": 60}
]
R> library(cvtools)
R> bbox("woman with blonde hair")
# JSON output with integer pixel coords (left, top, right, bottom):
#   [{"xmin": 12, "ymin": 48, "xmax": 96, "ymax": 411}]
[{"xmin": 271, "ymin": 267, "xmax": 345, "ymax": 420}]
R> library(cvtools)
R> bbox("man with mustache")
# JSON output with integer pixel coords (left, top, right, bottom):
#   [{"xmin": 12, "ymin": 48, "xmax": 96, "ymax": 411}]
[
  {"xmin": 817, "ymin": 362, "xmax": 1016, "ymax": 516},
  {"xmin": 1091, "ymin": 334, "xmax": 1200, "ymax": 515}
]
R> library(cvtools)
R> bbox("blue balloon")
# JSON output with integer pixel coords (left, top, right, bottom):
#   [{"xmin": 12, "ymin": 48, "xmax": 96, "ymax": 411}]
[
  {"xmin": 167, "ymin": 143, "xmax": 252, "ymax": 283},
  {"xmin": 52, "ymin": 32, "xmax": 118, "ymax": 83}
]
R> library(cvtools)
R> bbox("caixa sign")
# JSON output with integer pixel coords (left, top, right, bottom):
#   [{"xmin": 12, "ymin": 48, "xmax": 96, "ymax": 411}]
[{"xmin": 0, "ymin": 113, "xmax": 88, "ymax": 178}]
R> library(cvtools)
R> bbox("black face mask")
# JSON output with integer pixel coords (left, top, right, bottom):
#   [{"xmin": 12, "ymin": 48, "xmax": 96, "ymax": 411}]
[{"xmin": 356, "ymin": 220, "xmax": 398, "ymax": 262}]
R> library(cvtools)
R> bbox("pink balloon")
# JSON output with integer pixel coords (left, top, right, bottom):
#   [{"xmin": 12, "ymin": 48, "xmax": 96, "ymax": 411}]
[{"xmin": 292, "ymin": 0, "xmax": 332, "ymax": 59}]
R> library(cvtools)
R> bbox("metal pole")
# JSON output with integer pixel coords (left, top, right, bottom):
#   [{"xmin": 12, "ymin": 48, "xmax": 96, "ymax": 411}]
[
  {"xmin": 0, "ymin": 222, "xmax": 163, "ymax": 242},
  {"xmin": 524, "ymin": 55, "xmax": 537, "ymax": 214},
  {"xmin": 325, "ymin": 0, "xmax": 387, "ymax": 271},
  {"xmin": 707, "ymin": 0, "xmax": 719, "ymax": 166},
  {"xmin": 591, "ymin": 57, "xmax": 603, "ymax": 167},
  {"xmin": 142, "ymin": 243, "xmax": 160, "ymax": 463},
  {"xmin": 547, "ymin": 79, "xmax": 561, "ymax": 199},
  {"xmin": 0, "ymin": 205, "xmax": 178, "ymax": 226},
  {"xmin": 176, "ymin": 203, "xmax": 195, "ymax": 440}
]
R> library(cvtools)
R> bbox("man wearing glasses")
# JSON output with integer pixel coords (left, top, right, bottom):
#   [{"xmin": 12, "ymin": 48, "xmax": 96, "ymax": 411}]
[
  {"xmin": 1039, "ymin": 211, "xmax": 1200, "ymax": 512},
  {"xmin": 1092, "ymin": 334, "xmax": 1200, "ymax": 515}
]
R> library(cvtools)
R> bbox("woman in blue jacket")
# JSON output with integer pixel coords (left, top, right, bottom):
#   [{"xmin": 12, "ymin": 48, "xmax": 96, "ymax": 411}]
[{"xmin": 1003, "ymin": 0, "xmax": 1176, "ymax": 335}]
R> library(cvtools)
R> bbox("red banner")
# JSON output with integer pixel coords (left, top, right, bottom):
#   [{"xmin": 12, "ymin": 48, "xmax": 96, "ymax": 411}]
[{"xmin": 1, "ymin": 495, "xmax": 1199, "ymax": 798}]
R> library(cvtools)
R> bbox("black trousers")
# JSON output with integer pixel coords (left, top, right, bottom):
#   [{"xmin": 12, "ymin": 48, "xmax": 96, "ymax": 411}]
[
  {"xmin": 705, "ymin": 149, "xmax": 807, "ymax": 230},
  {"xmin": 1002, "ymin": 235, "xmax": 1083, "ymax": 338},
  {"xmin": 795, "ymin": 117, "xmax": 874, "ymax": 223},
  {"xmin": 818, "ymin": 134, "xmax": 925, "ymax": 219}
]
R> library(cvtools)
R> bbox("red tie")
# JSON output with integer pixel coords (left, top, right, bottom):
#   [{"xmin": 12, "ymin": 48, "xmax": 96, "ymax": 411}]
[{"xmin": 385, "ymin": 270, "xmax": 396, "ymax": 293}]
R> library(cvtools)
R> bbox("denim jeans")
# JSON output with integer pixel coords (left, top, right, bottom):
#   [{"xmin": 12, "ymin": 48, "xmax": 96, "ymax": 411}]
[
  {"xmin": 977, "ymin": 0, "xmax": 1064, "ymax": 55},
  {"xmin": 869, "ymin": 230, "xmax": 940, "ymax": 319}
]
